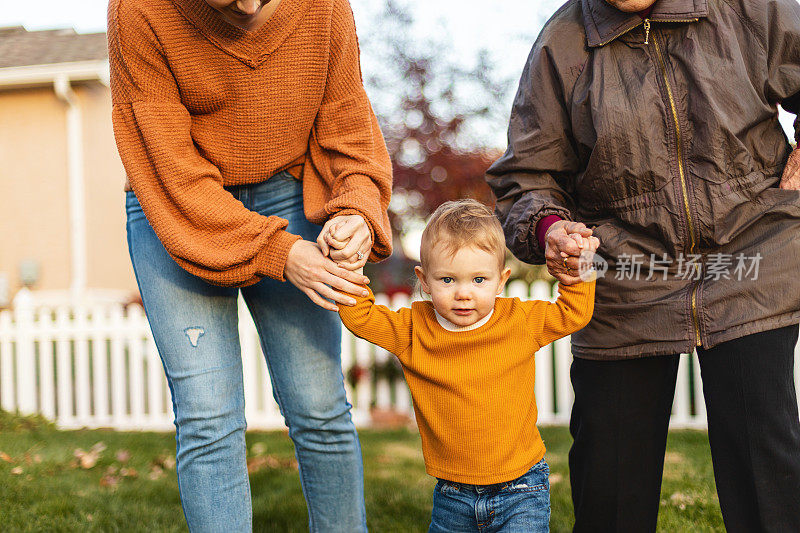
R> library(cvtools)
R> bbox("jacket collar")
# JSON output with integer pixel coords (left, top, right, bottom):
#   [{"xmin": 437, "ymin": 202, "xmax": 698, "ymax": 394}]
[{"xmin": 581, "ymin": 0, "xmax": 708, "ymax": 47}]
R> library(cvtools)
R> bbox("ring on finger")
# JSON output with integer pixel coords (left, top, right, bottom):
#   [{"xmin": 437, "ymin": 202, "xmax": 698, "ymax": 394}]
[
  {"xmin": 356, "ymin": 250, "xmax": 365, "ymax": 260},
  {"xmin": 562, "ymin": 256, "xmax": 569, "ymax": 269}
]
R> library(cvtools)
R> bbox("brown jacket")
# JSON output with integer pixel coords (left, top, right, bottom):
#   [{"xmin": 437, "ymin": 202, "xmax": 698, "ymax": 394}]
[{"xmin": 487, "ymin": 0, "xmax": 800, "ymax": 358}]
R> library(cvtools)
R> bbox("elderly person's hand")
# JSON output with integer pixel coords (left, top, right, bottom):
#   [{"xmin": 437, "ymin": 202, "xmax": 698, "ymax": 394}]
[
  {"xmin": 284, "ymin": 239, "xmax": 370, "ymax": 311},
  {"xmin": 544, "ymin": 220, "xmax": 594, "ymax": 285},
  {"xmin": 317, "ymin": 214, "xmax": 372, "ymax": 270},
  {"xmin": 779, "ymin": 147, "xmax": 800, "ymax": 190}
]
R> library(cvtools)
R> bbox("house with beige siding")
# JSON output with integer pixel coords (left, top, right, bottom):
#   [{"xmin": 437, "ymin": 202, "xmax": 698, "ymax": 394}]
[{"xmin": 0, "ymin": 26, "xmax": 137, "ymax": 307}]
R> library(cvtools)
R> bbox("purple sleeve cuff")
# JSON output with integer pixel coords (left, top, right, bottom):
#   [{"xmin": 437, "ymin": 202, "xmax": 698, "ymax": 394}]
[{"xmin": 536, "ymin": 215, "xmax": 563, "ymax": 252}]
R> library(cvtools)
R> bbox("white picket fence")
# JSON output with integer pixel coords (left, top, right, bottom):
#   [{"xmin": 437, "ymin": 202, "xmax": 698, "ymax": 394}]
[{"xmin": 1, "ymin": 281, "xmax": 797, "ymax": 431}]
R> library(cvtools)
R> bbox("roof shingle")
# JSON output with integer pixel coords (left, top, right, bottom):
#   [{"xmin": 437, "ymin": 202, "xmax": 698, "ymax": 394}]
[{"xmin": 0, "ymin": 27, "xmax": 107, "ymax": 69}]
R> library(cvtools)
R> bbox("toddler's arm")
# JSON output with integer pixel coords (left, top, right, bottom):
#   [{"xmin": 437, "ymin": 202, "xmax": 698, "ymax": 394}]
[
  {"xmin": 528, "ymin": 233, "xmax": 599, "ymax": 346},
  {"xmin": 338, "ymin": 286, "xmax": 413, "ymax": 360},
  {"xmin": 531, "ymin": 278, "xmax": 596, "ymax": 347}
]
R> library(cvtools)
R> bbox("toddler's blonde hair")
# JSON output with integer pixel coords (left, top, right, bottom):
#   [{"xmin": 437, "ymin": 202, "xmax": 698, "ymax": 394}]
[{"xmin": 419, "ymin": 199, "xmax": 506, "ymax": 270}]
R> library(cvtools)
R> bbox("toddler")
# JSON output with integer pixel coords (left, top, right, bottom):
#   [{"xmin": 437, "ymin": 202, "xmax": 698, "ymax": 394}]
[{"xmin": 337, "ymin": 199, "xmax": 598, "ymax": 532}]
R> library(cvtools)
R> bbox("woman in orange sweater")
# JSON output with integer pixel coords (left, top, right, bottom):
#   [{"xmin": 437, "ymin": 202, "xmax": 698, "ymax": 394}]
[{"xmin": 109, "ymin": 0, "xmax": 392, "ymax": 530}]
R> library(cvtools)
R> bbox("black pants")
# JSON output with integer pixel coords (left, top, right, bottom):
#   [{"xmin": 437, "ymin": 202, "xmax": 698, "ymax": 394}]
[{"xmin": 569, "ymin": 324, "xmax": 800, "ymax": 533}]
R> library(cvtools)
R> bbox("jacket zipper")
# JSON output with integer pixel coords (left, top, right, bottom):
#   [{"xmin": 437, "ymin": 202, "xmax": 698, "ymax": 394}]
[
  {"xmin": 595, "ymin": 18, "xmax": 698, "ymax": 47},
  {"xmin": 649, "ymin": 23, "xmax": 703, "ymax": 347}
]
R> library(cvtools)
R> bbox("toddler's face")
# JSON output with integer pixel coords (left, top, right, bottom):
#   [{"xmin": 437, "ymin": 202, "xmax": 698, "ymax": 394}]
[{"xmin": 415, "ymin": 245, "xmax": 511, "ymax": 328}]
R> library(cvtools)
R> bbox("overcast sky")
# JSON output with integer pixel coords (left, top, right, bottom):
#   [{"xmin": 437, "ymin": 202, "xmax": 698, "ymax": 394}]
[{"xmin": 0, "ymin": 0, "xmax": 794, "ymax": 142}]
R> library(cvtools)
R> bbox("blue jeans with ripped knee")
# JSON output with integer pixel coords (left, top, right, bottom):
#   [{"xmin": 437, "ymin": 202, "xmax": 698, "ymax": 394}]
[
  {"xmin": 125, "ymin": 172, "xmax": 367, "ymax": 533},
  {"xmin": 428, "ymin": 459, "xmax": 551, "ymax": 533}
]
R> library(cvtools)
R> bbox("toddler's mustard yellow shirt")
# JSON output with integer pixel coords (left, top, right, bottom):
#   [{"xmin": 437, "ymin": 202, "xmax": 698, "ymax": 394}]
[{"xmin": 339, "ymin": 279, "xmax": 595, "ymax": 484}]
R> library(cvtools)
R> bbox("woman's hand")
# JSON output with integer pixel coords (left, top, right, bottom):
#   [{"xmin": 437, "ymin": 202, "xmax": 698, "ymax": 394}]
[
  {"xmin": 284, "ymin": 239, "xmax": 370, "ymax": 311},
  {"xmin": 317, "ymin": 214, "xmax": 372, "ymax": 270},
  {"xmin": 544, "ymin": 220, "xmax": 594, "ymax": 285},
  {"xmin": 779, "ymin": 147, "xmax": 800, "ymax": 190}
]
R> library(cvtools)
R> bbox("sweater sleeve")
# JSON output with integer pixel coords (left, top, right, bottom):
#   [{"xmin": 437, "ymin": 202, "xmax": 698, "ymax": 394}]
[
  {"xmin": 108, "ymin": 0, "xmax": 301, "ymax": 287},
  {"xmin": 338, "ymin": 286, "xmax": 413, "ymax": 361},
  {"xmin": 302, "ymin": 0, "xmax": 393, "ymax": 262},
  {"xmin": 526, "ymin": 276, "xmax": 596, "ymax": 348}
]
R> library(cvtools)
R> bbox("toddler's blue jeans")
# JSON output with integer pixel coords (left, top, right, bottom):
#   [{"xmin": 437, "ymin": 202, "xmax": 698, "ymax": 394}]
[
  {"xmin": 428, "ymin": 459, "xmax": 551, "ymax": 532},
  {"xmin": 125, "ymin": 172, "xmax": 367, "ymax": 532}
]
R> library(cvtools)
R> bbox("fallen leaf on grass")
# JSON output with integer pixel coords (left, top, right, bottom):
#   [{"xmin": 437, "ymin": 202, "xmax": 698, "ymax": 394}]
[
  {"xmin": 664, "ymin": 452, "xmax": 685, "ymax": 465},
  {"xmin": 670, "ymin": 492, "xmax": 695, "ymax": 510},
  {"xmin": 115, "ymin": 450, "xmax": 131, "ymax": 463},
  {"xmin": 549, "ymin": 473, "xmax": 563, "ymax": 485},
  {"xmin": 250, "ymin": 442, "xmax": 267, "ymax": 456},
  {"xmin": 100, "ymin": 464, "xmax": 136, "ymax": 488},
  {"xmin": 120, "ymin": 467, "xmax": 138, "ymax": 478},
  {"xmin": 100, "ymin": 474, "xmax": 120, "ymax": 489},
  {"xmin": 21, "ymin": 444, "xmax": 44, "ymax": 466},
  {"xmin": 147, "ymin": 453, "xmax": 176, "ymax": 480},
  {"xmin": 0, "ymin": 451, "xmax": 12, "ymax": 463},
  {"xmin": 73, "ymin": 452, "xmax": 97, "ymax": 469},
  {"xmin": 148, "ymin": 466, "xmax": 165, "ymax": 481},
  {"xmin": 91, "ymin": 442, "xmax": 107, "ymax": 454},
  {"xmin": 246, "ymin": 455, "xmax": 297, "ymax": 474},
  {"xmin": 153, "ymin": 454, "xmax": 176, "ymax": 470},
  {"xmin": 11, "ymin": 466, "xmax": 23, "ymax": 475},
  {"xmin": 73, "ymin": 442, "xmax": 107, "ymax": 470},
  {"xmin": 247, "ymin": 455, "xmax": 279, "ymax": 474}
]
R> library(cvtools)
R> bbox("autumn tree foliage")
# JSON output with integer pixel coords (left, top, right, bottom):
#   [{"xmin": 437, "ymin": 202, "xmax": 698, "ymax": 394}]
[
  {"xmin": 359, "ymin": 1, "xmax": 510, "ymax": 239},
  {"xmin": 352, "ymin": 1, "xmax": 553, "ymax": 290}
]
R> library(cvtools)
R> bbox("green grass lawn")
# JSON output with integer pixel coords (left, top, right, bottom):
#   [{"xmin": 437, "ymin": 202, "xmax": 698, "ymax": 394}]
[{"xmin": 0, "ymin": 410, "xmax": 723, "ymax": 532}]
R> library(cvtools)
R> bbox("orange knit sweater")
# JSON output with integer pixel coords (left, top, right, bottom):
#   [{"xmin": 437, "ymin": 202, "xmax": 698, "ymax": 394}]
[
  {"xmin": 339, "ymin": 279, "xmax": 596, "ymax": 484},
  {"xmin": 108, "ymin": 0, "xmax": 392, "ymax": 287}
]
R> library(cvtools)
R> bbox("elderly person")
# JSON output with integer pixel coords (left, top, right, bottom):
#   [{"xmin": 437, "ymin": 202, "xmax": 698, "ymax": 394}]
[
  {"xmin": 109, "ymin": 0, "xmax": 392, "ymax": 531},
  {"xmin": 487, "ymin": 0, "xmax": 800, "ymax": 530}
]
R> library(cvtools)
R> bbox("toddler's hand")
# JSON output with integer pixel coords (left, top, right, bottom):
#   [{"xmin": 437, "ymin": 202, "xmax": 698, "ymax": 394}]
[
  {"xmin": 567, "ymin": 232, "xmax": 600, "ymax": 253},
  {"xmin": 584, "ymin": 235, "xmax": 600, "ymax": 254},
  {"xmin": 569, "ymin": 233, "xmax": 600, "ymax": 280},
  {"xmin": 316, "ymin": 214, "xmax": 372, "ymax": 270}
]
